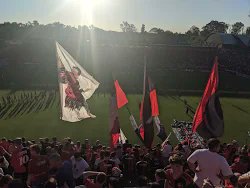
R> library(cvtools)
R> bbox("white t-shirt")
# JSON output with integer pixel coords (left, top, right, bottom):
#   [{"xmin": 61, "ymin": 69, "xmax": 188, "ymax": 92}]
[
  {"xmin": 162, "ymin": 144, "xmax": 172, "ymax": 158},
  {"xmin": 71, "ymin": 156, "xmax": 90, "ymax": 179},
  {"xmin": 187, "ymin": 149, "xmax": 233, "ymax": 188}
]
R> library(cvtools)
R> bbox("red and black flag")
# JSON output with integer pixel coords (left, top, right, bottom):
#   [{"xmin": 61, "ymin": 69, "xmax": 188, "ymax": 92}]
[
  {"xmin": 114, "ymin": 79, "xmax": 144, "ymax": 143},
  {"xmin": 109, "ymin": 94, "xmax": 121, "ymax": 148},
  {"xmin": 154, "ymin": 116, "xmax": 167, "ymax": 141},
  {"xmin": 141, "ymin": 63, "xmax": 154, "ymax": 148},
  {"xmin": 129, "ymin": 114, "xmax": 144, "ymax": 143},
  {"xmin": 114, "ymin": 80, "xmax": 128, "ymax": 109},
  {"xmin": 192, "ymin": 57, "xmax": 224, "ymax": 139},
  {"xmin": 148, "ymin": 77, "xmax": 159, "ymax": 116},
  {"xmin": 148, "ymin": 77, "xmax": 167, "ymax": 141}
]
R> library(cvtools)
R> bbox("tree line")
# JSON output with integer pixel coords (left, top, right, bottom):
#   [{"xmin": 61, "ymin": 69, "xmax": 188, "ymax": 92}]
[{"xmin": 0, "ymin": 20, "xmax": 249, "ymax": 47}]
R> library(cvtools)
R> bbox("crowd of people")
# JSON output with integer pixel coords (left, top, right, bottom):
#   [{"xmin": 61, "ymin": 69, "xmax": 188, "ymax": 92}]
[
  {"xmin": 0, "ymin": 136, "xmax": 249, "ymax": 188},
  {"xmin": 219, "ymin": 49, "xmax": 250, "ymax": 78},
  {"xmin": 0, "ymin": 90, "xmax": 57, "ymax": 119}
]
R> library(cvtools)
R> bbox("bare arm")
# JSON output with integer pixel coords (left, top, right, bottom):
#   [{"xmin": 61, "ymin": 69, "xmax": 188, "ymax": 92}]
[{"xmin": 83, "ymin": 171, "xmax": 100, "ymax": 178}]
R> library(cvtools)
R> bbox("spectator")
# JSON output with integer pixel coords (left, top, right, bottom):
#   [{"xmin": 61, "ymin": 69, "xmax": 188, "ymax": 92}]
[
  {"xmin": 238, "ymin": 171, "xmax": 250, "ymax": 186},
  {"xmin": 10, "ymin": 138, "xmax": 30, "ymax": 185},
  {"xmin": 0, "ymin": 155, "xmax": 9, "ymax": 174},
  {"xmin": 71, "ymin": 152, "xmax": 90, "ymax": 186},
  {"xmin": 83, "ymin": 171, "xmax": 107, "ymax": 188},
  {"xmin": 187, "ymin": 138, "xmax": 233, "ymax": 187},
  {"xmin": 150, "ymin": 169, "xmax": 166, "ymax": 188},
  {"xmin": 137, "ymin": 176, "xmax": 149, "ymax": 187},
  {"xmin": 48, "ymin": 153, "xmax": 75, "ymax": 188},
  {"xmin": 165, "ymin": 154, "xmax": 193, "ymax": 188},
  {"xmin": 44, "ymin": 177, "xmax": 57, "ymax": 188},
  {"xmin": 230, "ymin": 155, "xmax": 249, "ymax": 174},
  {"xmin": 108, "ymin": 177, "xmax": 121, "ymax": 188},
  {"xmin": 27, "ymin": 144, "xmax": 49, "ymax": 188},
  {"xmin": 161, "ymin": 140, "xmax": 172, "ymax": 166},
  {"xmin": 0, "ymin": 174, "xmax": 13, "ymax": 188},
  {"xmin": 110, "ymin": 152, "xmax": 120, "ymax": 167}
]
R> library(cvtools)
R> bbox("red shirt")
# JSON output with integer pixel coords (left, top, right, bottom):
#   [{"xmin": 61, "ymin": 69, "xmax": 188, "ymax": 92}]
[
  {"xmin": 11, "ymin": 147, "xmax": 30, "ymax": 173},
  {"xmin": 28, "ymin": 155, "xmax": 49, "ymax": 182},
  {"xmin": 0, "ymin": 141, "xmax": 10, "ymax": 151},
  {"xmin": 231, "ymin": 161, "xmax": 248, "ymax": 174},
  {"xmin": 85, "ymin": 178, "xmax": 102, "ymax": 188}
]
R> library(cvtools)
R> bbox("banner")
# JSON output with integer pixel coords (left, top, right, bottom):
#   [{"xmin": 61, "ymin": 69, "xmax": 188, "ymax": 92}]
[{"xmin": 56, "ymin": 42, "xmax": 99, "ymax": 122}]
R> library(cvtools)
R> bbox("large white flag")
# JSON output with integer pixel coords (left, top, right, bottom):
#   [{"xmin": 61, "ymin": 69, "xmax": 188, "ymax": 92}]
[{"xmin": 56, "ymin": 42, "xmax": 99, "ymax": 122}]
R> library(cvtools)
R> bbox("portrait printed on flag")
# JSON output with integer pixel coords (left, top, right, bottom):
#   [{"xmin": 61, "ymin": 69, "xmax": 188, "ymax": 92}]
[
  {"xmin": 56, "ymin": 42, "xmax": 99, "ymax": 122},
  {"xmin": 59, "ymin": 65, "xmax": 93, "ymax": 117},
  {"xmin": 58, "ymin": 65, "xmax": 90, "ymax": 114}
]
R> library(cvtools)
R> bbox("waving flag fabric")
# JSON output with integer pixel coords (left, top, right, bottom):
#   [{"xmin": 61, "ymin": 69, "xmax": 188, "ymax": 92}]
[
  {"xmin": 114, "ymin": 80, "xmax": 128, "ymax": 109},
  {"xmin": 56, "ymin": 42, "xmax": 99, "ymax": 122},
  {"xmin": 141, "ymin": 63, "xmax": 154, "ymax": 148},
  {"xmin": 192, "ymin": 57, "xmax": 224, "ymax": 139},
  {"xmin": 109, "ymin": 94, "xmax": 121, "ymax": 148}
]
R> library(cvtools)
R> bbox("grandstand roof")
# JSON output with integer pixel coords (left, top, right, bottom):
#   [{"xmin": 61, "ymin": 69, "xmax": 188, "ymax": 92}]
[{"xmin": 205, "ymin": 33, "xmax": 250, "ymax": 48}]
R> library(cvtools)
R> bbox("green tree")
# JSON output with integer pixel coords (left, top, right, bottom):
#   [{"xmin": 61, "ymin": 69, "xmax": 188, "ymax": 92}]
[
  {"xmin": 149, "ymin": 27, "xmax": 164, "ymax": 34},
  {"xmin": 246, "ymin": 27, "xmax": 250, "ymax": 36},
  {"xmin": 231, "ymin": 22, "xmax": 244, "ymax": 35},
  {"xmin": 141, "ymin": 24, "xmax": 145, "ymax": 33},
  {"xmin": 120, "ymin": 21, "xmax": 137, "ymax": 32},
  {"xmin": 201, "ymin": 20, "xmax": 228, "ymax": 36},
  {"xmin": 186, "ymin": 25, "xmax": 200, "ymax": 36},
  {"xmin": 32, "ymin": 20, "xmax": 39, "ymax": 26}
]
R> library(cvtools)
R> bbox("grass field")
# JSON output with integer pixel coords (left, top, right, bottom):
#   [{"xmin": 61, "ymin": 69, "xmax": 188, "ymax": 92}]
[{"xmin": 0, "ymin": 90, "xmax": 250, "ymax": 145}]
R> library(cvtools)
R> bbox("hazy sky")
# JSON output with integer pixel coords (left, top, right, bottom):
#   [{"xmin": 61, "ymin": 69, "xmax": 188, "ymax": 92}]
[{"xmin": 0, "ymin": 0, "xmax": 250, "ymax": 33}]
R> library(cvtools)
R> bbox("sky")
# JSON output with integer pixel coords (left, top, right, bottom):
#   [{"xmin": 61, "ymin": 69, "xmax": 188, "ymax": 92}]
[{"xmin": 0, "ymin": 0, "xmax": 250, "ymax": 33}]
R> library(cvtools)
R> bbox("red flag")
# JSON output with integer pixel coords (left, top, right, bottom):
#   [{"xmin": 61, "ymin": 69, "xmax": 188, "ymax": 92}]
[
  {"xmin": 139, "ymin": 102, "xmax": 143, "ymax": 121},
  {"xmin": 109, "ymin": 95, "xmax": 121, "ymax": 148},
  {"xmin": 141, "ymin": 63, "xmax": 154, "ymax": 148},
  {"xmin": 139, "ymin": 125, "xmax": 145, "ymax": 140},
  {"xmin": 148, "ymin": 77, "xmax": 159, "ymax": 116},
  {"xmin": 192, "ymin": 57, "xmax": 224, "ymax": 138},
  {"xmin": 114, "ymin": 80, "xmax": 128, "ymax": 109}
]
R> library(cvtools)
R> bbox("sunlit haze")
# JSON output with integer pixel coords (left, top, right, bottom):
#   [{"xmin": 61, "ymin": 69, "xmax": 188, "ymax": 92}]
[{"xmin": 0, "ymin": 0, "xmax": 250, "ymax": 32}]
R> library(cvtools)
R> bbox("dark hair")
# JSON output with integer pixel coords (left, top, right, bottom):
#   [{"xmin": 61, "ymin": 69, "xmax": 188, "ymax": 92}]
[
  {"xmin": 73, "ymin": 66, "xmax": 81, "ymax": 75},
  {"xmin": 8, "ymin": 179, "xmax": 25, "ymax": 188},
  {"xmin": 110, "ymin": 152, "xmax": 116, "ymax": 158},
  {"xmin": 30, "ymin": 144, "xmax": 41, "ymax": 154},
  {"xmin": 96, "ymin": 172, "xmax": 106, "ymax": 184},
  {"xmin": 155, "ymin": 169, "xmax": 166, "ymax": 180},
  {"xmin": 74, "ymin": 152, "xmax": 82, "ymax": 159},
  {"xmin": 207, "ymin": 138, "xmax": 220, "ymax": 150},
  {"xmin": 109, "ymin": 177, "xmax": 121, "ymax": 188},
  {"xmin": 49, "ymin": 153, "xmax": 61, "ymax": 162},
  {"xmin": 0, "ymin": 175, "xmax": 13, "ymax": 187},
  {"xmin": 169, "ymin": 154, "xmax": 184, "ymax": 165},
  {"xmin": 138, "ymin": 176, "xmax": 148, "ymax": 186},
  {"xmin": 44, "ymin": 178, "xmax": 57, "ymax": 188},
  {"xmin": 229, "ymin": 175, "xmax": 238, "ymax": 186}
]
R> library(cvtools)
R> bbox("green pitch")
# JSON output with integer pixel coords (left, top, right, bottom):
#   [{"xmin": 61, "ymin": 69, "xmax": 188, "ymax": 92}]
[{"xmin": 0, "ymin": 90, "xmax": 249, "ymax": 145}]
